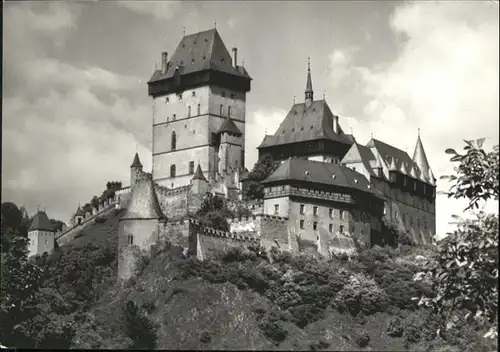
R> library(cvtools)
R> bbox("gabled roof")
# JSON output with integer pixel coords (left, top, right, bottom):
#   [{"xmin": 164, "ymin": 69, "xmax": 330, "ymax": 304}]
[
  {"xmin": 121, "ymin": 177, "xmax": 165, "ymax": 220},
  {"xmin": 218, "ymin": 117, "xmax": 242, "ymax": 136},
  {"xmin": 29, "ymin": 211, "xmax": 55, "ymax": 232},
  {"xmin": 192, "ymin": 164, "xmax": 207, "ymax": 181},
  {"xmin": 148, "ymin": 29, "xmax": 251, "ymax": 83},
  {"xmin": 258, "ymin": 100, "xmax": 354, "ymax": 149},
  {"xmin": 341, "ymin": 142, "xmax": 376, "ymax": 176},
  {"xmin": 262, "ymin": 158, "xmax": 379, "ymax": 196},
  {"xmin": 131, "ymin": 153, "xmax": 143, "ymax": 168}
]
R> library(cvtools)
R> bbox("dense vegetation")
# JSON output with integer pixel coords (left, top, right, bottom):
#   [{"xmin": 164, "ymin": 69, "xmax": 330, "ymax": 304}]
[
  {"xmin": 0, "ymin": 139, "xmax": 497, "ymax": 350},
  {"xmin": 242, "ymin": 154, "xmax": 279, "ymax": 200}
]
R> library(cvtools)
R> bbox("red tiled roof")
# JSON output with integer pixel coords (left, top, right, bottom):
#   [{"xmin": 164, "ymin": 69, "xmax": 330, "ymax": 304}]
[
  {"xmin": 258, "ymin": 100, "xmax": 353, "ymax": 149},
  {"xmin": 148, "ymin": 29, "xmax": 251, "ymax": 83}
]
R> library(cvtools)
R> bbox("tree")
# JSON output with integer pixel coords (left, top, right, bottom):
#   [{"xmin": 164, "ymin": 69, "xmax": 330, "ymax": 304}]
[
  {"xmin": 195, "ymin": 193, "xmax": 233, "ymax": 231},
  {"xmin": 414, "ymin": 139, "xmax": 499, "ymax": 340},
  {"xmin": 0, "ymin": 230, "xmax": 44, "ymax": 347},
  {"xmin": 441, "ymin": 139, "xmax": 499, "ymax": 210},
  {"xmin": 242, "ymin": 154, "xmax": 279, "ymax": 200},
  {"xmin": 123, "ymin": 301, "xmax": 157, "ymax": 350},
  {"xmin": 1, "ymin": 202, "xmax": 23, "ymax": 235}
]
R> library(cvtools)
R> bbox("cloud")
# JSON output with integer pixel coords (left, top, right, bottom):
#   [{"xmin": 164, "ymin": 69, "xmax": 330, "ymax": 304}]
[
  {"xmin": 245, "ymin": 109, "xmax": 288, "ymax": 168},
  {"xmin": 118, "ymin": 1, "xmax": 181, "ymax": 20},
  {"xmin": 329, "ymin": 2, "xmax": 499, "ymax": 236},
  {"xmin": 2, "ymin": 3, "xmax": 152, "ymax": 223}
]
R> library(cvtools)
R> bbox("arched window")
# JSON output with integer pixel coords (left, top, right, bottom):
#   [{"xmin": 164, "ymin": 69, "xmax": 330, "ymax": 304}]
[
  {"xmin": 171, "ymin": 131, "xmax": 176, "ymax": 151},
  {"xmin": 197, "ymin": 104, "xmax": 201, "ymax": 115},
  {"xmin": 228, "ymin": 106, "xmax": 232, "ymax": 118},
  {"xmin": 188, "ymin": 106, "xmax": 191, "ymax": 117},
  {"xmin": 220, "ymin": 104, "xmax": 223, "ymax": 116},
  {"xmin": 170, "ymin": 164, "xmax": 176, "ymax": 177}
]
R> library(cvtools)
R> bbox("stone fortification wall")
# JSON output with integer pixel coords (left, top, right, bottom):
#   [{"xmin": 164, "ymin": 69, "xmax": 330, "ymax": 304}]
[
  {"xmin": 226, "ymin": 199, "xmax": 263, "ymax": 214},
  {"xmin": 155, "ymin": 184, "xmax": 195, "ymax": 219}
]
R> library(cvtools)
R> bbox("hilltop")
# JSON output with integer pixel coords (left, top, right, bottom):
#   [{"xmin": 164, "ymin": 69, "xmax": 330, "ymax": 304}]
[{"xmin": 22, "ymin": 209, "xmax": 486, "ymax": 351}]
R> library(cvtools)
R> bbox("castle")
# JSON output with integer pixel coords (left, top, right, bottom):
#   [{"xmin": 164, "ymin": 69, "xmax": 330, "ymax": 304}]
[{"xmin": 27, "ymin": 28, "xmax": 436, "ymax": 281}]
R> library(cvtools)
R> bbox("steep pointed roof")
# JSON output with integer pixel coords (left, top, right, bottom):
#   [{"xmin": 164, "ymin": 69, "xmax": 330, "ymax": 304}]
[
  {"xmin": 192, "ymin": 164, "xmax": 207, "ymax": 181},
  {"xmin": 75, "ymin": 206, "xmax": 84, "ymax": 217},
  {"xmin": 131, "ymin": 153, "xmax": 143, "ymax": 168},
  {"xmin": 341, "ymin": 142, "xmax": 376, "ymax": 176},
  {"xmin": 121, "ymin": 177, "xmax": 165, "ymax": 220},
  {"xmin": 305, "ymin": 58, "xmax": 313, "ymax": 97},
  {"xmin": 148, "ymin": 28, "xmax": 251, "ymax": 83},
  {"xmin": 218, "ymin": 116, "xmax": 242, "ymax": 136},
  {"xmin": 258, "ymin": 100, "xmax": 354, "ymax": 149},
  {"xmin": 29, "ymin": 211, "xmax": 55, "ymax": 232},
  {"xmin": 412, "ymin": 132, "xmax": 431, "ymax": 178}
]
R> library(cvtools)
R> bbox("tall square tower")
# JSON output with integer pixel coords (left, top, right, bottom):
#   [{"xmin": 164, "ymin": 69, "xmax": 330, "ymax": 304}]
[{"xmin": 147, "ymin": 29, "xmax": 252, "ymax": 188}]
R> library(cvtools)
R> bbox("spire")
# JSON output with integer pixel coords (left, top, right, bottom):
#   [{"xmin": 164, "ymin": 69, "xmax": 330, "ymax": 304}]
[
  {"xmin": 131, "ymin": 152, "xmax": 143, "ymax": 168},
  {"xmin": 305, "ymin": 57, "xmax": 313, "ymax": 107},
  {"xmin": 122, "ymin": 177, "xmax": 165, "ymax": 220},
  {"xmin": 192, "ymin": 164, "xmax": 207, "ymax": 182},
  {"xmin": 412, "ymin": 130, "xmax": 431, "ymax": 179}
]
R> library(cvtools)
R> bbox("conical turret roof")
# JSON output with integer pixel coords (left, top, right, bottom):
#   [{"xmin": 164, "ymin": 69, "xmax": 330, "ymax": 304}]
[
  {"xmin": 218, "ymin": 116, "xmax": 242, "ymax": 136},
  {"xmin": 121, "ymin": 177, "xmax": 165, "ymax": 220},
  {"xmin": 75, "ymin": 205, "xmax": 84, "ymax": 216},
  {"xmin": 29, "ymin": 210, "xmax": 55, "ymax": 232},
  {"xmin": 131, "ymin": 153, "xmax": 143, "ymax": 168},
  {"xmin": 412, "ymin": 132, "xmax": 431, "ymax": 178},
  {"xmin": 192, "ymin": 164, "xmax": 207, "ymax": 181}
]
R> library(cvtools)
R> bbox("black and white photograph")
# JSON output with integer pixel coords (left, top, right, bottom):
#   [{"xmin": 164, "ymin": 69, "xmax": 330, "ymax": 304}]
[{"xmin": 1, "ymin": 1, "xmax": 498, "ymax": 350}]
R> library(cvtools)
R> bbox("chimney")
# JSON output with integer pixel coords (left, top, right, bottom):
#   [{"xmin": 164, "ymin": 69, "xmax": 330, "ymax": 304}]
[
  {"xmin": 333, "ymin": 115, "xmax": 339, "ymax": 134},
  {"xmin": 161, "ymin": 52, "xmax": 168, "ymax": 73},
  {"xmin": 232, "ymin": 47, "xmax": 238, "ymax": 67}
]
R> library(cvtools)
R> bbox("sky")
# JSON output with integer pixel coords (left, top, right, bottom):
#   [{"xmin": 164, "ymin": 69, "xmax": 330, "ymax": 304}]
[{"xmin": 2, "ymin": 1, "xmax": 499, "ymax": 237}]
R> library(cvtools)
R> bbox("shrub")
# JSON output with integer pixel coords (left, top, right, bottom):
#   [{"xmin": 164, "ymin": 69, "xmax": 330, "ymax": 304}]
[
  {"xmin": 123, "ymin": 301, "xmax": 157, "ymax": 350},
  {"xmin": 355, "ymin": 328, "xmax": 370, "ymax": 347},
  {"xmin": 387, "ymin": 316, "xmax": 404, "ymax": 337},
  {"xmin": 335, "ymin": 273, "xmax": 388, "ymax": 315}
]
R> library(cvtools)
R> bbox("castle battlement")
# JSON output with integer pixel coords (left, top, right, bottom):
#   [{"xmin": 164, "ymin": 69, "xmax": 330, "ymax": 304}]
[
  {"xmin": 199, "ymin": 226, "xmax": 260, "ymax": 243},
  {"xmin": 155, "ymin": 184, "xmax": 191, "ymax": 196}
]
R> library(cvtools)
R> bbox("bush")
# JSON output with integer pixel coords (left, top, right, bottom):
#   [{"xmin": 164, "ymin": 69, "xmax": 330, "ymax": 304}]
[
  {"xmin": 387, "ymin": 316, "xmax": 404, "ymax": 337},
  {"xmin": 355, "ymin": 328, "xmax": 370, "ymax": 347},
  {"xmin": 123, "ymin": 301, "xmax": 157, "ymax": 350},
  {"xmin": 335, "ymin": 273, "xmax": 388, "ymax": 315}
]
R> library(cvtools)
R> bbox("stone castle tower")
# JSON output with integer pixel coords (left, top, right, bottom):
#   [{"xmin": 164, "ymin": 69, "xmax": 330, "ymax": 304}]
[
  {"xmin": 147, "ymin": 29, "xmax": 252, "ymax": 189},
  {"xmin": 28, "ymin": 210, "xmax": 56, "ymax": 257}
]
